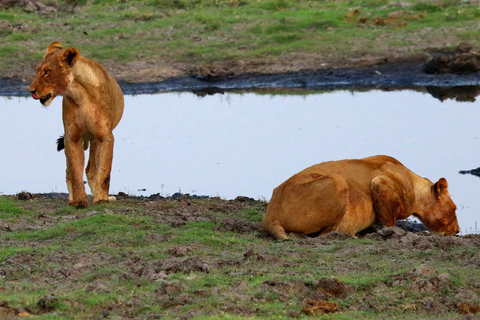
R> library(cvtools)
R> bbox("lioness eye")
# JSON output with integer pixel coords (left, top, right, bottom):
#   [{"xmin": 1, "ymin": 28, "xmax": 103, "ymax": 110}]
[{"xmin": 44, "ymin": 70, "xmax": 50, "ymax": 75}]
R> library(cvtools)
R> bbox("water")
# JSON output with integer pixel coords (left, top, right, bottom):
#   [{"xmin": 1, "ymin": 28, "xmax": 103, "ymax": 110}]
[{"xmin": 1, "ymin": 90, "xmax": 479, "ymax": 233}]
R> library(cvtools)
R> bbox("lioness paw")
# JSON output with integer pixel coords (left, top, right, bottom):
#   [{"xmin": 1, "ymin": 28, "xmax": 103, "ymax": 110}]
[{"xmin": 69, "ymin": 199, "xmax": 88, "ymax": 209}]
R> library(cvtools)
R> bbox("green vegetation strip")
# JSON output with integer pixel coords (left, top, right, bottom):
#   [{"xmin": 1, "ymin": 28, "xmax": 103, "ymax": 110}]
[{"xmin": 1, "ymin": 0, "xmax": 480, "ymax": 75}]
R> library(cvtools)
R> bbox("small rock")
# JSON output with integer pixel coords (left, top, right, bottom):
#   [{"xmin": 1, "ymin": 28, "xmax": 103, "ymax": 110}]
[
  {"xmin": 378, "ymin": 226, "xmax": 407, "ymax": 239},
  {"xmin": 244, "ymin": 248, "xmax": 255, "ymax": 260},
  {"xmin": 23, "ymin": 0, "xmax": 37, "ymax": 12},
  {"xmin": 235, "ymin": 196, "xmax": 255, "ymax": 202},
  {"xmin": 369, "ymin": 302, "xmax": 388, "ymax": 312},
  {"xmin": 396, "ymin": 219, "xmax": 427, "ymax": 232},
  {"xmin": 431, "ymin": 273, "xmax": 452, "ymax": 290},
  {"xmin": 457, "ymin": 42, "xmax": 475, "ymax": 53},
  {"xmin": 287, "ymin": 309, "xmax": 301, "ymax": 318},
  {"xmin": 73, "ymin": 262, "xmax": 89, "ymax": 269},
  {"xmin": 454, "ymin": 288, "xmax": 479, "ymax": 301},
  {"xmin": 86, "ymin": 283, "xmax": 110, "ymax": 294},
  {"xmin": 171, "ymin": 192, "xmax": 183, "ymax": 200},
  {"xmin": 37, "ymin": 294, "xmax": 58, "ymax": 312},
  {"xmin": 399, "ymin": 232, "xmax": 420, "ymax": 245},
  {"xmin": 280, "ymin": 280, "xmax": 310, "ymax": 296},
  {"xmin": 391, "ymin": 279, "xmax": 404, "ymax": 287},
  {"xmin": 414, "ymin": 263, "xmax": 437, "ymax": 276},
  {"xmin": 168, "ymin": 246, "xmax": 191, "ymax": 257},
  {"xmin": 17, "ymin": 191, "xmax": 33, "ymax": 200},
  {"xmin": 155, "ymin": 282, "xmax": 184, "ymax": 295},
  {"xmin": 316, "ymin": 278, "xmax": 353, "ymax": 298},
  {"xmin": 388, "ymin": 10, "xmax": 404, "ymax": 18},
  {"xmin": 0, "ymin": 20, "xmax": 13, "ymax": 35},
  {"xmin": 117, "ymin": 191, "xmax": 128, "ymax": 198},
  {"xmin": 85, "ymin": 210, "xmax": 97, "ymax": 217},
  {"xmin": 425, "ymin": 50, "xmax": 480, "ymax": 74}
]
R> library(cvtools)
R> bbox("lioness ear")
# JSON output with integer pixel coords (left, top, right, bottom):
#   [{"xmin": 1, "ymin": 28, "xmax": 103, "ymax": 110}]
[
  {"xmin": 46, "ymin": 41, "xmax": 63, "ymax": 56},
  {"xmin": 61, "ymin": 48, "xmax": 80, "ymax": 67},
  {"xmin": 434, "ymin": 178, "xmax": 449, "ymax": 195}
]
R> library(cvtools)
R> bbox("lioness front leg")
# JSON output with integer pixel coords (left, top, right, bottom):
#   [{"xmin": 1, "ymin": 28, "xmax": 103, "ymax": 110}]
[
  {"xmin": 371, "ymin": 172, "xmax": 414, "ymax": 227},
  {"xmin": 65, "ymin": 137, "xmax": 88, "ymax": 208},
  {"xmin": 92, "ymin": 133, "xmax": 115, "ymax": 205}
]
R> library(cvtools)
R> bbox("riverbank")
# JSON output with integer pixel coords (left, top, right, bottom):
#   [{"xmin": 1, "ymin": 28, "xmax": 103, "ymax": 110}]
[
  {"xmin": 3, "ymin": 54, "xmax": 480, "ymax": 97},
  {"xmin": 2, "ymin": 0, "xmax": 480, "ymax": 96}
]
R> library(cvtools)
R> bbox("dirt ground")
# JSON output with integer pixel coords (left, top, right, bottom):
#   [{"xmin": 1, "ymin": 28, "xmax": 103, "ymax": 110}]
[{"xmin": 2, "ymin": 193, "xmax": 480, "ymax": 319}]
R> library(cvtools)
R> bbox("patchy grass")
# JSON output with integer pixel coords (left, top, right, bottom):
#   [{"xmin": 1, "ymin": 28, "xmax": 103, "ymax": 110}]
[
  {"xmin": 0, "ymin": 196, "xmax": 26, "ymax": 215},
  {"xmin": 1, "ymin": 195, "xmax": 480, "ymax": 318},
  {"xmin": 1, "ymin": 0, "xmax": 480, "ymax": 79}
]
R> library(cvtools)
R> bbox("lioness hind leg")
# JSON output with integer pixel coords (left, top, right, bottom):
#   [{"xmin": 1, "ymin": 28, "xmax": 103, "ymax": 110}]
[
  {"xmin": 261, "ymin": 219, "xmax": 288, "ymax": 240},
  {"xmin": 65, "ymin": 137, "xmax": 88, "ymax": 208},
  {"xmin": 66, "ymin": 168, "xmax": 73, "ymax": 202},
  {"xmin": 86, "ymin": 141, "xmax": 97, "ymax": 197}
]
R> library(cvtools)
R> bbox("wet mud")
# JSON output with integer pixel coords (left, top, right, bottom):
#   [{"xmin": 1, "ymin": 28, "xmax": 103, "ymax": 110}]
[
  {"xmin": 2, "ymin": 61, "xmax": 480, "ymax": 102},
  {"xmin": 119, "ymin": 62, "xmax": 480, "ymax": 95}
]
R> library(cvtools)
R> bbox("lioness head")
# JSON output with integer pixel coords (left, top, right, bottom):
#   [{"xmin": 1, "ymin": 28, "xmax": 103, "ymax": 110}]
[
  {"xmin": 419, "ymin": 178, "xmax": 460, "ymax": 236},
  {"xmin": 29, "ymin": 42, "xmax": 79, "ymax": 106}
]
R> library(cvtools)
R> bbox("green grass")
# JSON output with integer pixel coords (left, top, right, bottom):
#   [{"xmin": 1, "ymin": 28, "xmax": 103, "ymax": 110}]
[
  {"xmin": 1, "ymin": 0, "xmax": 480, "ymax": 75},
  {"xmin": 0, "ymin": 196, "xmax": 26, "ymax": 215}
]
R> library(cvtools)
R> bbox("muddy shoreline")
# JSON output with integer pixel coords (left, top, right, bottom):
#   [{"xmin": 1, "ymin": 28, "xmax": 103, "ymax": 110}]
[
  {"xmin": 118, "ymin": 61, "xmax": 480, "ymax": 95},
  {"xmin": 2, "ymin": 61, "xmax": 480, "ymax": 97}
]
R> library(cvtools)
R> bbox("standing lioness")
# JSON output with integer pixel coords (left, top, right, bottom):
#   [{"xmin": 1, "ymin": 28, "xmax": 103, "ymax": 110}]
[
  {"xmin": 29, "ymin": 42, "xmax": 124, "ymax": 208},
  {"xmin": 261, "ymin": 155, "xmax": 460, "ymax": 239}
]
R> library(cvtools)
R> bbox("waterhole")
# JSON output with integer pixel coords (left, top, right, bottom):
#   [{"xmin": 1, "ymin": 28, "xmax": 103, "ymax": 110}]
[{"xmin": 1, "ymin": 89, "xmax": 479, "ymax": 233}]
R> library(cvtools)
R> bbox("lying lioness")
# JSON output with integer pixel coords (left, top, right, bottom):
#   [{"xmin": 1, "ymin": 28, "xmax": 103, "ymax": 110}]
[
  {"xmin": 29, "ymin": 42, "xmax": 124, "ymax": 208},
  {"xmin": 261, "ymin": 155, "xmax": 460, "ymax": 239}
]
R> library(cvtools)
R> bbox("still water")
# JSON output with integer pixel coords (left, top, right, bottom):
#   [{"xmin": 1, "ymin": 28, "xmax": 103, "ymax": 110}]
[{"xmin": 1, "ymin": 90, "xmax": 479, "ymax": 233}]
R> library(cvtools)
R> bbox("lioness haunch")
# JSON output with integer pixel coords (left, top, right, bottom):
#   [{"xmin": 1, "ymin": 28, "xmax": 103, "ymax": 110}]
[
  {"xmin": 29, "ymin": 42, "xmax": 124, "ymax": 208},
  {"xmin": 261, "ymin": 155, "xmax": 460, "ymax": 239}
]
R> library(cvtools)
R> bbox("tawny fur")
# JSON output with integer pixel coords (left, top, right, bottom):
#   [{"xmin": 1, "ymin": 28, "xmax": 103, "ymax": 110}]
[
  {"xmin": 261, "ymin": 155, "xmax": 460, "ymax": 239},
  {"xmin": 29, "ymin": 42, "xmax": 124, "ymax": 208}
]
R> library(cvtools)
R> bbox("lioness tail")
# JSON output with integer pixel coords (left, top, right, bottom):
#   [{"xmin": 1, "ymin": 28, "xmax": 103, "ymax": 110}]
[
  {"xmin": 56, "ymin": 135, "xmax": 89, "ymax": 151},
  {"xmin": 56, "ymin": 135, "xmax": 65, "ymax": 151}
]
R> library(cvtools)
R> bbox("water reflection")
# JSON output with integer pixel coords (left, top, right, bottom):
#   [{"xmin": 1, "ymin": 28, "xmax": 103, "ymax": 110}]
[
  {"xmin": 426, "ymin": 86, "xmax": 480, "ymax": 102},
  {"xmin": 1, "ymin": 89, "xmax": 479, "ymax": 233}
]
